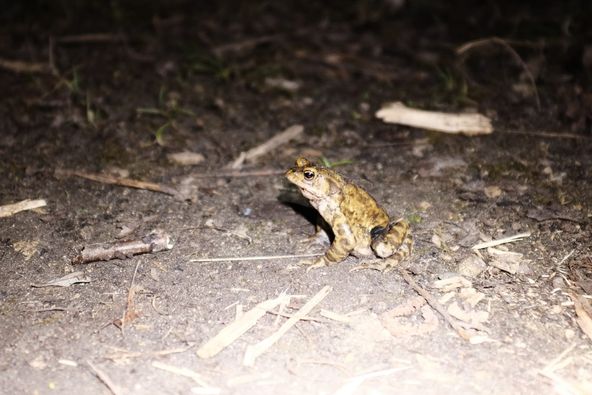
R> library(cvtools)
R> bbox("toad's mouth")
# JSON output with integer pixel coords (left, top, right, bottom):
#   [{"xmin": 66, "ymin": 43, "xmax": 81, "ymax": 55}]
[{"xmin": 299, "ymin": 187, "xmax": 322, "ymax": 200}]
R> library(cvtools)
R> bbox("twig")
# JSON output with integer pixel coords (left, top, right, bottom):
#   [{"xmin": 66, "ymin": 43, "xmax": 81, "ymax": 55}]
[
  {"xmin": 120, "ymin": 261, "xmax": 142, "ymax": 335},
  {"xmin": 105, "ymin": 343, "xmax": 196, "ymax": 361},
  {"xmin": 471, "ymin": 232, "xmax": 531, "ymax": 250},
  {"xmin": 73, "ymin": 230, "xmax": 174, "ymax": 264},
  {"xmin": 151, "ymin": 361, "xmax": 217, "ymax": 389},
  {"xmin": 55, "ymin": 169, "xmax": 182, "ymax": 199},
  {"xmin": 541, "ymin": 343, "xmax": 578, "ymax": 374},
  {"xmin": 501, "ymin": 130, "xmax": 589, "ymax": 140},
  {"xmin": 211, "ymin": 26, "xmax": 313, "ymax": 57},
  {"xmin": 457, "ymin": 37, "xmax": 541, "ymax": 110},
  {"xmin": 31, "ymin": 306, "xmax": 68, "ymax": 312},
  {"xmin": 57, "ymin": 33, "xmax": 123, "ymax": 44},
  {"xmin": 0, "ymin": 199, "xmax": 47, "ymax": 218},
  {"xmin": 243, "ymin": 285, "xmax": 332, "ymax": 366},
  {"xmin": 538, "ymin": 344, "xmax": 581, "ymax": 394},
  {"xmin": 31, "ymin": 271, "xmax": 90, "ymax": 288},
  {"xmin": 228, "ymin": 124, "xmax": 304, "ymax": 169},
  {"xmin": 557, "ymin": 250, "xmax": 576, "ymax": 267},
  {"xmin": 397, "ymin": 268, "xmax": 471, "ymax": 340},
  {"xmin": 288, "ymin": 358, "xmax": 351, "ymax": 376},
  {"xmin": 0, "ymin": 58, "xmax": 52, "ymax": 74},
  {"xmin": 87, "ymin": 361, "xmax": 123, "ymax": 395},
  {"xmin": 190, "ymin": 169, "xmax": 284, "ymax": 179},
  {"xmin": 376, "ymin": 102, "xmax": 493, "ymax": 136},
  {"xmin": 267, "ymin": 309, "xmax": 326, "ymax": 323},
  {"xmin": 190, "ymin": 253, "xmax": 321, "ymax": 263},
  {"xmin": 334, "ymin": 367, "xmax": 411, "ymax": 395},
  {"xmin": 197, "ymin": 292, "xmax": 291, "ymax": 359},
  {"xmin": 212, "ymin": 34, "xmax": 283, "ymax": 57}
]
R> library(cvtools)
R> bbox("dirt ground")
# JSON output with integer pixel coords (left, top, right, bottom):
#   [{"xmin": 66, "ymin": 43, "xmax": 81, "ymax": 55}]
[{"xmin": 1, "ymin": 2, "xmax": 591, "ymax": 394}]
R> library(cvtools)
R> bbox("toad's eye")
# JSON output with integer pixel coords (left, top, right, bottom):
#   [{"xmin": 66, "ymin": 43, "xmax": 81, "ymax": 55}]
[{"xmin": 303, "ymin": 170, "xmax": 315, "ymax": 180}]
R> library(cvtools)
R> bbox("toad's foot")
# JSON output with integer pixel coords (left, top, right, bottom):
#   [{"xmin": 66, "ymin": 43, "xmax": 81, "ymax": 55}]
[
  {"xmin": 350, "ymin": 257, "xmax": 400, "ymax": 273},
  {"xmin": 300, "ymin": 257, "xmax": 331, "ymax": 272},
  {"xmin": 299, "ymin": 230, "xmax": 330, "ymax": 248}
]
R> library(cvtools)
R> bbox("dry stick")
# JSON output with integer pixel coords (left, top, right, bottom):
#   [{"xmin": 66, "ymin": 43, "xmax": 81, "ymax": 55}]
[
  {"xmin": 212, "ymin": 34, "xmax": 283, "ymax": 56},
  {"xmin": 56, "ymin": 169, "xmax": 181, "ymax": 198},
  {"xmin": 190, "ymin": 169, "xmax": 285, "ymax": 179},
  {"xmin": 243, "ymin": 285, "xmax": 332, "ymax": 366},
  {"xmin": 0, "ymin": 58, "xmax": 52, "ymax": 74},
  {"xmin": 228, "ymin": 124, "xmax": 304, "ymax": 169},
  {"xmin": 335, "ymin": 367, "xmax": 411, "ymax": 395},
  {"xmin": 471, "ymin": 232, "xmax": 531, "ymax": 250},
  {"xmin": 376, "ymin": 102, "xmax": 493, "ymax": 136},
  {"xmin": 501, "ymin": 130, "xmax": 589, "ymax": 140},
  {"xmin": 197, "ymin": 292, "xmax": 291, "ymax": 359},
  {"xmin": 57, "ymin": 33, "xmax": 122, "ymax": 44},
  {"xmin": 151, "ymin": 361, "xmax": 214, "ymax": 388},
  {"xmin": 105, "ymin": 344, "xmax": 196, "ymax": 361},
  {"xmin": 73, "ymin": 231, "xmax": 174, "ymax": 264},
  {"xmin": 396, "ymin": 268, "xmax": 471, "ymax": 341},
  {"xmin": 121, "ymin": 261, "xmax": 141, "ymax": 335},
  {"xmin": 212, "ymin": 26, "xmax": 313, "ymax": 57},
  {"xmin": 190, "ymin": 253, "xmax": 321, "ymax": 263},
  {"xmin": 267, "ymin": 310, "xmax": 326, "ymax": 323},
  {"xmin": 87, "ymin": 361, "xmax": 124, "ymax": 395},
  {"xmin": 457, "ymin": 37, "xmax": 541, "ymax": 110},
  {"xmin": 0, "ymin": 199, "xmax": 47, "ymax": 218}
]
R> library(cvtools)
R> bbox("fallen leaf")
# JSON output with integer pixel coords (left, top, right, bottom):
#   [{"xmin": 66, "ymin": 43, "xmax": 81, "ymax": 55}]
[
  {"xmin": 484, "ymin": 185, "xmax": 502, "ymax": 198},
  {"xmin": 432, "ymin": 276, "xmax": 472, "ymax": 291},
  {"xmin": 13, "ymin": 240, "xmax": 40, "ymax": 261},
  {"xmin": 168, "ymin": 151, "xmax": 206, "ymax": 166},
  {"xmin": 417, "ymin": 201, "xmax": 432, "ymax": 211},
  {"xmin": 458, "ymin": 255, "xmax": 487, "ymax": 277},
  {"xmin": 487, "ymin": 247, "xmax": 524, "ymax": 274},
  {"xmin": 31, "ymin": 271, "xmax": 91, "ymax": 288},
  {"xmin": 431, "ymin": 234, "xmax": 442, "ymax": 248},
  {"xmin": 447, "ymin": 301, "xmax": 489, "ymax": 324},
  {"xmin": 569, "ymin": 292, "xmax": 592, "ymax": 341}
]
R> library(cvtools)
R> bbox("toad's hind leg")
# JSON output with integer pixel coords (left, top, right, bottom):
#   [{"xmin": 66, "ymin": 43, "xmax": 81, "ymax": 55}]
[
  {"xmin": 372, "ymin": 219, "xmax": 412, "ymax": 258},
  {"xmin": 351, "ymin": 219, "xmax": 413, "ymax": 272}
]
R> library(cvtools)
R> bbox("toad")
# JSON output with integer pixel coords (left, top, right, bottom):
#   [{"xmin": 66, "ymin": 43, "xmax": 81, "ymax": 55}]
[{"xmin": 285, "ymin": 157, "xmax": 412, "ymax": 271}]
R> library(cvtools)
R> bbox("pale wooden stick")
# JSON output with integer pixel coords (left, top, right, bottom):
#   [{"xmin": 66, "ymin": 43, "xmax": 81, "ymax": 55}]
[
  {"xmin": 471, "ymin": 232, "xmax": 531, "ymax": 250},
  {"xmin": 0, "ymin": 199, "xmax": 47, "ymax": 218},
  {"xmin": 197, "ymin": 292, "xmax": 291, "ymax": 359},
  {"xmin": 190, "ymin": 253, "xmax": 321, "ymax": 263},
  {"xmin": 243, "ymin": 285, "xmax": 332, "ymax": 366},
  {"xmin": 87, "ymin": 361, "xmax": 124, "ymax": 395},
  {"xmin": 228, "ymin": 124, "xmax": 303, "ymax": 169},
  {"xmin": 397, "ymin": 268, "xmax": 471, "ymax": 341},
  {"xmin": 0, "ymin": 58, "xmax": 51, "ymax": 74},
  {"xmin": 151, "ymin": 361, "xmax": 215, "ymax": 388},
  {"xmin": 376, "ymin": 102, "xmax": 493, "ymax": 136},
  {"xmin": 55, "ymin": 169, "xmax": 181, "ymax": 198}
]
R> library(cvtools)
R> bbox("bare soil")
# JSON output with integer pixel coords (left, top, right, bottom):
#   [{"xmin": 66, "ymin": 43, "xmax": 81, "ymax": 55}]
[{"xmin": 1, "ymin": 2, "xmax": 591, "ymax": 394}]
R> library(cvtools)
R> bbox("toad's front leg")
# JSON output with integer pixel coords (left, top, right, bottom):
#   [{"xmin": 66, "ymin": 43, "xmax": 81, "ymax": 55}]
[{"xmin": 303, "ymin": 223, "xmax": 355, "ymax": 271}]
